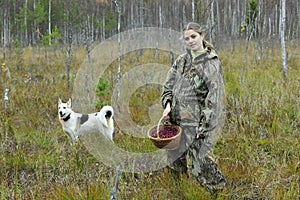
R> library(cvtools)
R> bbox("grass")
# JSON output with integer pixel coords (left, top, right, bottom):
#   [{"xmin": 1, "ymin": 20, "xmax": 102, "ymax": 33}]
[{"xmin": 0, "ymin": 40, "xmax": 299, "ymax": 199}]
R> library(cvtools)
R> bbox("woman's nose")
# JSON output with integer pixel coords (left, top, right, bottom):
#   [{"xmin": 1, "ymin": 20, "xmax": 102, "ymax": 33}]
[{"xmin": 188, "ymin": 38, "xmax": 194, "ymax": 43}]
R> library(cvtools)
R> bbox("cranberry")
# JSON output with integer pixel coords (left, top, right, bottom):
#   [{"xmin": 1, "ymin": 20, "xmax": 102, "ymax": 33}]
[{"xmin": 150, "ymin": 126, "xmax": 178, "ymax": 138}]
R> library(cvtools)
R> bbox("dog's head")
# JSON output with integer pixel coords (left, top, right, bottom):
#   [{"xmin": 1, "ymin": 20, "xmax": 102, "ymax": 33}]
[
  {"xmin": 58, "ymin": 98, "xmax": 73, "ymax": 120},
  {"xmin": 98, "ymin": 105, "xmax": 114, "ymax": 128}
]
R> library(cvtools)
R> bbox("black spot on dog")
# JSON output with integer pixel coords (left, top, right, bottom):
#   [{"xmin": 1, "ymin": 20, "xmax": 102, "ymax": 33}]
[
  {"xmin": 105, "ymin": 111, "xmax": 112, "ymax": 119},
  {"xmin": 80, "ymin": 114, "xmax": 89, "ymax": 125}
]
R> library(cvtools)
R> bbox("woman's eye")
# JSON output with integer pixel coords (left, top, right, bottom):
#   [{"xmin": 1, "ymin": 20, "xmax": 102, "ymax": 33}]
[{"xmin": 184, "ymin": 35, "xmax": 197, "ymax": 41}]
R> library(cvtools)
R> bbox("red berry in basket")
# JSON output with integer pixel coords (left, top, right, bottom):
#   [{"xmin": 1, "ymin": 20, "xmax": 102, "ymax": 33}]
[{"xmin": 151, "ymin": 126, "xmax": 178, "ymax": 138}]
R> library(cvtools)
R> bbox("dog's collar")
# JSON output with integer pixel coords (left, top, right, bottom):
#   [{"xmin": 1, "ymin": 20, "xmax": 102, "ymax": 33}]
[{"xmin": 62, "ymin": 113, "xmax": 71, "ymax": 122}]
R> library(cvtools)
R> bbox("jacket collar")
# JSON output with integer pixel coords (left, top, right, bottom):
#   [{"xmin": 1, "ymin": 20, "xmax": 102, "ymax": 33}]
[{"xmin": 186, "ymin": 48, "xmax": 218, "ymax": 62}]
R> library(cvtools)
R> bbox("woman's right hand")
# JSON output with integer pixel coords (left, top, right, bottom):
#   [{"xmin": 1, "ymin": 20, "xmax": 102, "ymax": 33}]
[{"xmin": 162, "ymin": 102, "xmax": 171, "ymax": 120}]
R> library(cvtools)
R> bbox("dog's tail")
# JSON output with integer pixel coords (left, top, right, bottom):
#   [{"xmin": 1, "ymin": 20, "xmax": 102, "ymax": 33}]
[{"xmin": 99, "ymin": 105, "xmax": 114, "ymax": 128}]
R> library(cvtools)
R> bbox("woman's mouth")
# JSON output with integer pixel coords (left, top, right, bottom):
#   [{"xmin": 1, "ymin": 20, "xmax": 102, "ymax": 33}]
[{"xmin": 190, "ymin": 44, "xmax": 197, "ymax": 49}]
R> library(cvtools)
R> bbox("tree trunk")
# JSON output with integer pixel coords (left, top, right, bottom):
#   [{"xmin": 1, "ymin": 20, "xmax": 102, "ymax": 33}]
[
  {"xmin": 159, "ymin": 4, "xmax": 162, "ymax": 28},
  {"xmin": 209, "ymin": 0, "xmax": 215, "ymax": 43},
  {"xmin": 297, "ymin": 0, "xmax": 300, "ymax": 39},
  {"xmin": 3, "ymin": 0, "xmax": 9, "ymax": 60},
  {"xmin": 24, "ymin": 0, "xmax": 28, "ymax": 45},
  {"xmin": 64, "ymin": 1, "xmax": 72, "ymax": 92},
  {"xmin": 192, "ymin": 0, "xmax": 195, "ymax": 21},
  {"xmin": 112, "ymin": 0, "xmax": 122, "ymax": 108},
  {"xmin": 139, "ymin": 0, "xmax": 144, "ymax": 28},
  {"xmin": 48, "ymin": 0, "xmax": 52, "ymax": 45},
  {"xmin": 280, "ymin": 0, "xmax": 288, "ymax": 81},
  {"xmin": 240, "ymin": 1, "xmax": 256, "ymax": 83}
]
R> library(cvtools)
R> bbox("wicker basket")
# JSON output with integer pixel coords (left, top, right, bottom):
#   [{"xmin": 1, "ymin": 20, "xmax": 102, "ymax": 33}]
[{"xmin": 148, "ymin": 119, "xmax": 182, "ymax": 150}]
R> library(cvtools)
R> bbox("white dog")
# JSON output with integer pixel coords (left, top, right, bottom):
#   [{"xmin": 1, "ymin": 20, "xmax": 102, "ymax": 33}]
[{"xmin": 58, "ymin": 98, "xmax": 114, "ymax": 142}]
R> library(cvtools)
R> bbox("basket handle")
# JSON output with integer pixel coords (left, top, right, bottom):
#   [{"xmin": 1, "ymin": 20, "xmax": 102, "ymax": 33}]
[
  {"xmin": 156, "ymin": 117, "xmax": 172, "ymax": 138},
  {"xmin": 156, "ymin": 116, "xmax": 165, "ymax": 139}
]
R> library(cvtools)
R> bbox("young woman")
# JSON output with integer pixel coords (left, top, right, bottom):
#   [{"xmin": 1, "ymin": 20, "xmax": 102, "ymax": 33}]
[{"xmin": 161, "ymin": 22, "xmax": 226, "ymax": 191}]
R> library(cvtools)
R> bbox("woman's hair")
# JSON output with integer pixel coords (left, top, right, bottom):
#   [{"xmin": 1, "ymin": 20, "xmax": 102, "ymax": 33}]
[
  {"xmin": 183, "ymin": 22, "xmax": 205, "ymax": 34},
  {"xmin": 183, "ymin": 22, "xmax": 214, "ymax": 52}
]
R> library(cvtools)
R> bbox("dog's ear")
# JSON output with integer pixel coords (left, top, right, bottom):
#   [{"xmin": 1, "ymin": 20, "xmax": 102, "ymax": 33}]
[
  {"xmin": 58, "ymin": 98, "xmax": 62, "ymax": 104},
  {"xmin": 67, "ymin": 98, "xmax": 72, "ymax": 108}
]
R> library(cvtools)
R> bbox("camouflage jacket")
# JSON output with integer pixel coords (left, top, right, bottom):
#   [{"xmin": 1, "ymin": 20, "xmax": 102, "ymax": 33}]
[{"xmin": 161, "ymin": 49, "xmax": 224, "ymax": 135}]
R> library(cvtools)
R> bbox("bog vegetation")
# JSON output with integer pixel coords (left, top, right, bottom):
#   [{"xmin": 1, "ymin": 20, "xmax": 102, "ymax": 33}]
[{"xmin": 0, "ymin": 41, "xmax": 299, "ymax": 199}]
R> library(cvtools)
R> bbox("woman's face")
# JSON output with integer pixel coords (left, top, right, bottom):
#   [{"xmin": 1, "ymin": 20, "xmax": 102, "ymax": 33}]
[{"xmin": 183, "ymin": 29, "xmax": 205, "ymax": 51}]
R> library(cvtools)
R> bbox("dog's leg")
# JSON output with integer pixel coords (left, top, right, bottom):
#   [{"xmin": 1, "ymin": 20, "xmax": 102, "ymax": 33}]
[{"xmin": 74, "ymin": 116, "xmax": 81, "ymax": 141}]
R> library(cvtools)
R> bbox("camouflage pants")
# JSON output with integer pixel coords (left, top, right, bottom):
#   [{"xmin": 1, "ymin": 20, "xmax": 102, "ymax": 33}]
[{"xmin": 167, "ymin": 126, "xmax": 226, "ymax": 191}]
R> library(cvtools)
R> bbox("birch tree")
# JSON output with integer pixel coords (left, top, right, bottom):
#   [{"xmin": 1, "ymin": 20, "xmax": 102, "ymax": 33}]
[
  {"xmin": 2, "ymin": 0, "xmax": 10, "ymax": 60},
  {"xmin": 48, "ymin": 0, "xmax": 52, "ymax": 45},
  {"xmin": 24, "ymin": 0, "xmax": 28, "ymax": 45},
  {"xmin": 240, "ymin": 0, "xmax": 258, "ymax": 83},
  {"xmin": 0, "ymin": 0, "xmax": 299, "ymax": 46},
  {"xmin": 280, "ymin": 0, "xmax": 288, "ymax": 81},
  {"xmin": 209, "ymin": 0, "xmax": 215, "ymax": 43},
  {"xmin": 112, "ymin": 0, "xmax": 122, "ymax": 108},
  {"xmin": 63, "ymin": 1, "xmax": 73, "ymax": 92},
  {"xmin": 192, "ymin": 0, "xmax": 195, "ymax": 21}
]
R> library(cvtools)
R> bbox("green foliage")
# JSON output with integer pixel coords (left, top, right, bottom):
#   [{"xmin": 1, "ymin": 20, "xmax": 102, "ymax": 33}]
[
  {"xmin": 41, "ymin": 26, "xmax": 62, "ymax": 46},
  {"xmin": 32, "ymin": 0, "xmax": 48, "ymax": 25},
  {"xmin": 15, "ymin": 0, "xmax": 47, "ymax": 32},
  {"xmin": 245, "ymin": 0, "xmax": 258, "ymax": 26},
  {"xmin": 195, "ymin": 1, "xmax": 202, "ymax": 22},
  {"xmin": 101, "ymin": 8, "xmax": 117, "ymax": 32},
  {"xmin": 50, "ymin": 0, "xmax": 65, "ymax": 25},
  {"xmin": 95, "ymin": 77, "xmax": 111, "ymax": 108}
]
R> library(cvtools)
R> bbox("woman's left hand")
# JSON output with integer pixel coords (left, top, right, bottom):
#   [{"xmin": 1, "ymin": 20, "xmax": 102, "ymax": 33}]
[{"xmin": 162, "ymin": 102, "xmax": 171, "ymax": 120}]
